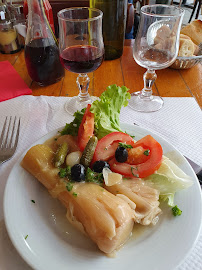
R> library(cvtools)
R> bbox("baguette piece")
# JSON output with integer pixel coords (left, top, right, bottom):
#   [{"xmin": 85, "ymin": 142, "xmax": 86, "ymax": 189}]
[
  {"xmin": 180, "ymin": 33, "xmax": 191, "ymax": 40},
  {"xmin": 154, "ymin": 25, "xmax": 171, "ymax": 44},
  {"xmin": 193, "ymin": 43, "xmax": 200, "ymax": 55},
  {"xmin": 179, "ymin": 34, "xmax": 199, "ymax": 56},
  {"xmin": 21, "ymin": 144, "xmax": 134, "ymax": 255},
  {"xmin": 180, "ymin": 20, "xmax": 202, "ymax": 45},
  {"xmin": 154, "ymin": 36, "xmax": 176, "ymax": 53},
  {"xmin": 178, "ymin": 38, "xmax": 195, "ymax": 57}
]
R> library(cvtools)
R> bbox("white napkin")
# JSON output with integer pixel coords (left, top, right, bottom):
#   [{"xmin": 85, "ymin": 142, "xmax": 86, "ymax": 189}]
[
  {"xmin": 121, "ymin": 98, "xmax": 202, "ymax": 168},
  {"xmin": 0, "ymin": 95, "xmax": 201, "ymax": 270}
]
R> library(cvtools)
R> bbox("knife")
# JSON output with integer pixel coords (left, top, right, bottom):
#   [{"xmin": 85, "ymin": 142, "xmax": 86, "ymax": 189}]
[
  {"xmin": 185, "ymin": 156, "xmax": 201, "ymax": 175},
  {"xmin": 185, "ymin": 157, "xmax": 202, "ymax": 186}
]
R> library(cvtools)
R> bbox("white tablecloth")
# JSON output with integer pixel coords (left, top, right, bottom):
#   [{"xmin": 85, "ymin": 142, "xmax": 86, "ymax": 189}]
[{"xmin": 0, "ymin": 95, "xmax": 201, "ymax": 270}]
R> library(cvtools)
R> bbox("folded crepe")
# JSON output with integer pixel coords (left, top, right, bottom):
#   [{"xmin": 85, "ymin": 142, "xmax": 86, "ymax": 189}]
[
  {"xmin": 21, "ymin": 144, "xmax": 134, "ymax": 255},
  {"xmin": 105, "ymin": 178, "xmax": 161, "ymax": 226}
]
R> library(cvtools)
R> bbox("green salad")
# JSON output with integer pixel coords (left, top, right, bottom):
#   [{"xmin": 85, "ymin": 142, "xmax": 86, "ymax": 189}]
[{"xmin": 60, "ymin": 84, "xmax": 193, "ymax": 215}]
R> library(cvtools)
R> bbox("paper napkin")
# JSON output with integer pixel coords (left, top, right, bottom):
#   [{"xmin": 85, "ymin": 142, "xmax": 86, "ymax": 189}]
[
  {"xmin": 0, "ymin": 95, "xmax": 201, "ymax": 270},
  {"xmin": 0, "ymin": 61, "xmax": 32, "ymax": 102},
  {"xmin": 121, "ymin": 97, "xmax": 202, "ymax": 168}
]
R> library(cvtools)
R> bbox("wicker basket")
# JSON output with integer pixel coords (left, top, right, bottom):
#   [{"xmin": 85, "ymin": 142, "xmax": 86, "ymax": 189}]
[{"xmin": 170, "ymin": 43, "xmax": 202, "ymax": 69}]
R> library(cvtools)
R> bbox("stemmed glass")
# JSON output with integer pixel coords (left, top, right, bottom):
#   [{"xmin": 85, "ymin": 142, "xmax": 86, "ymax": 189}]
[
  {"xmin": 58, "ymin": 7, "xmax": 104, "ymax": 115},
  {"xmin": 129, "ymin": 5, "xmax": 184, "ymax": 112}
]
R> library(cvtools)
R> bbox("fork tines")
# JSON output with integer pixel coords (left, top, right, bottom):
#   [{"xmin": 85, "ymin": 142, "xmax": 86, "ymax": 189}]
[{"xmin": 0, "ymin": 116, "xmax": 20, "ymax": 151}]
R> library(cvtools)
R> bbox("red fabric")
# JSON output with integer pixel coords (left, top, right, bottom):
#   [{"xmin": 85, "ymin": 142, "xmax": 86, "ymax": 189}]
[{"xmin": 0, "ymin": 61, "xmax": 32, "ymax": 102}]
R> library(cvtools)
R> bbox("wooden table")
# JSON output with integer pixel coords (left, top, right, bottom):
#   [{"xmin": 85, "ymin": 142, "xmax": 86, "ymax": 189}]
[{"xmin": 1, "ymin": 40, "xmax": 202, "ymax": 108}]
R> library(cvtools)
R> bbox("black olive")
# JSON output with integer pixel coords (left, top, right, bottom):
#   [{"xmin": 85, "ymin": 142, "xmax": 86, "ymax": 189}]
[
  {"xmin": 93, "ymin": 160, "xmax": 110, "ymax": 173},
  {"xmin": 115, "ymin": 146, "xmax": 128, "ymax": 163},
  {"xmin": 71, "ymin": 164, "xmax": 85, "ymax": 182}
]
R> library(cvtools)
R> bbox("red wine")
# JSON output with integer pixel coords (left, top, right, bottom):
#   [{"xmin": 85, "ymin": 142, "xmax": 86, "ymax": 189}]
[
  {"xmin": 60, "ymin": 45, "xmax": 104, "ymax": 73},
  {"xmin": 24, "ymin": 38, "xmax": 64, "ymax": 86}
]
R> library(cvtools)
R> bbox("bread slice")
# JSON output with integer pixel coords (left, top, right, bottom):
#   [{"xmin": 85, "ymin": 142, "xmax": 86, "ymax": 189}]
[
  {"xmin": 180, "ymin": 20, "xmax": 202, "ymax": 45},
  {"xmin": 154, "ymin": 36, "xmax": 176, "ymax": 53},
  {"xmin": 180, "ymin": 34, "xmax": 191, "ymax": 40},
  {"xmin": 154, "ymin": 25, "xmax": 171, "ymax": 44},
  {"xmin": 178, "ymin": 38, "xmax": 195, "ymax": 57},
  {"xmin": 193, "ymin": 43, "xmax": 199, "ymax": 55}
]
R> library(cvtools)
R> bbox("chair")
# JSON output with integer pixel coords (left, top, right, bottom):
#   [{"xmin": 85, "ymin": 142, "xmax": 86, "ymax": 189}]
[
  {"xmin": 133, "ymin": 0, "xmax": 150, "ymax": 8},
  {"xmin": 168, "ymin": 0, "xmax": 183, "ymax": 7},
  {"xmin": 188, "ymin": 0, "xmax": 202, "ymax": 22},
  {"xmin": 126, "ymin": 3, "xmax": 135, "ymax": 34}
]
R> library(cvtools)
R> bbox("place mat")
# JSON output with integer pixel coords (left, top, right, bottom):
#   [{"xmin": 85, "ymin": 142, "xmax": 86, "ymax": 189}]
[
  {"xmin": 0, "ymin": 95, "xmax": 201, "ymax": 270},
  {"xmin": 0, "ymin": 61, "xmax": 32, "ymax": 102}
]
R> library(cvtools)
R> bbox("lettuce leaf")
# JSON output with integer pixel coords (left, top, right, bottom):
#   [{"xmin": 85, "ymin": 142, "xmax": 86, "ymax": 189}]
[
  {"xmin": 91, "ymin": 85, "xmax": 131, "ymax": 139},
  {"xmin": 60, "ymin": 85, "xmax": 131, "ymax": 138},
  {"xmin": 145, "ymin": 157, "xmax": 193, "ymax": 206},
  {"xmin": 60, "ymin": 109, "xmax": 85, "ymax": 136}
]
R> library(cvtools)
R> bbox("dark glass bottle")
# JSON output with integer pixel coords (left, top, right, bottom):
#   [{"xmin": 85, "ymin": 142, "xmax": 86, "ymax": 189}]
[
  {"xmin": 90, "ymin": 0, "xmax": 127, "ymax": 60},
  {"xmin": 24, "ymin": 0, "xmax": 64, "ymax": 86}
]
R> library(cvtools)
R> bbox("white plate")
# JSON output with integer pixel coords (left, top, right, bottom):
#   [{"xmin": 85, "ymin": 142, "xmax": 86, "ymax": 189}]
[{"xmin": 4, "ymin": 123, "xmax": 202, "ymax": 270}]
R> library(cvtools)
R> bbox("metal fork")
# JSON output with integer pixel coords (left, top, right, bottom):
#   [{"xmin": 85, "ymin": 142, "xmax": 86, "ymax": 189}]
[{"xmin": 0, "ymin": 116, "xmax": 20, "ymax": 164}]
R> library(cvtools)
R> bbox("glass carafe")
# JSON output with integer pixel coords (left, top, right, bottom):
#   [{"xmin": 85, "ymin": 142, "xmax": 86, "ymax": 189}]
[
  {"xmin": 23, "ymin": 0, "xmax": 55, "ymax": 33},
  {"xmin": 24, "ymin": 0, "xmax": 64, "ymax": 86}
]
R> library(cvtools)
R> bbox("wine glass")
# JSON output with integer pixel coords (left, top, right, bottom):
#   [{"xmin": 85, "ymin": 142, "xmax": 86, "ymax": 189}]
[
  {"xmin": 129, "ymin": 5, "xmax": 184, "ymax": 112},
  {"xmin": 58, "ymin": 7, "xmax": 104, "ymax": 115}
]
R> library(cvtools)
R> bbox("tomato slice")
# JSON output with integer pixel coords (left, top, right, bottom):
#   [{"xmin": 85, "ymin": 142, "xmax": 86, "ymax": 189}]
[
  {"xmin": 108, "ymin": 135, "xmax": 163, "ymax": 178},
  {"xmin": 92, "ymin": 132, "xmax": 136, "ymax": 164},
  {"xmin": 127, "ymin": 146, "xmax": 150, "ymax": 165},
  {"xmin": 78, "ymin": 104, "xmax": 94, "ymax": 152}
]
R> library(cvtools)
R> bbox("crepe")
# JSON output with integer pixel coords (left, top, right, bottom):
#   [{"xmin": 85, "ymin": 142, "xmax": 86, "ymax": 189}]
[
  {"xmin": 21, "ymin": 144, "xmax": 134, "ymax": 255},
  {"xmin": 105, "ymin": 178, "xmax": 161, "ymax": 226}
]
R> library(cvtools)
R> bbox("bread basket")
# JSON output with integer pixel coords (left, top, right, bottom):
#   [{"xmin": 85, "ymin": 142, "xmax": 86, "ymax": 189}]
[
  {"xmin": 170, "ymin": 43, "xmax": 202, "ymax": 69},
  {"xmin": 170, "ymin": 20, "xmax": 202, "ymax": 69}
]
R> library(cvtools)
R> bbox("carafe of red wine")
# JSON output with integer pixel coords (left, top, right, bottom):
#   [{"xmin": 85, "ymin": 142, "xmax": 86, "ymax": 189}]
[
  {"xmin": 23, "ymin": 0, "xmax": 55, "ymax": 33},
  {"xmin": 24, "ymin": 0, "xmax": 64, "ymax": 86},
  {"xmin": 90, "ymin": 0, "xmax": 127, "ymax": 60}
]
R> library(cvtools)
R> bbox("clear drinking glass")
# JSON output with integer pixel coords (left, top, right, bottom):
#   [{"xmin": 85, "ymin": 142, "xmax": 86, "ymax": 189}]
[
  {"xmin": 129, "ymin": 5, "xmax": 184, "ymax": 112},
  {"xmin": 58, "ymin": 7, "xmax": 104, "ymax": 115}
]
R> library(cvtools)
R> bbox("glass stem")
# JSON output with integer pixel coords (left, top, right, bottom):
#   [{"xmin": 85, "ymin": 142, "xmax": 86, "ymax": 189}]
[
  {"xmin": 141, "ymin": 69, "xmax": 157, "ymax": 99},
  {"xmin": 76, "ymin": 73, "xmax": 90, "ymax": 102}
]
